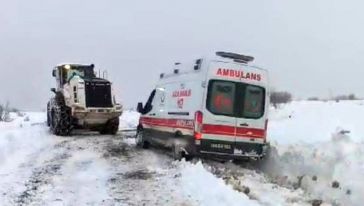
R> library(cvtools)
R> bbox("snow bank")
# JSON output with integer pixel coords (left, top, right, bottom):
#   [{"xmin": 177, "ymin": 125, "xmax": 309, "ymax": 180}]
[
  {"xmin": 0, "ymin": 113, "xmax": 54, "ymax": 205},
  {"xmin": 119, "ymin": 110, "xmax": 140, "ymax": 130},
  {"xmin": 180, "ymin": 161, "xmax": 259, "ymax": 206},
  {"xmin": 0, "ymin": 112, "xmax": 45, "ymax": 130},
  {"xmin": 269, "ymin": 100, "xmax": 364, "ymax": 144},
  {"xmin": 269, "ymin": 132, "xmax": 364, "ymax": 206},
  {"xmin": 0, "ymin": 112, "xmax": 47, "ymax": 169},
  {"xmin": 268, "ymin": 101, "xmax": 364, "ymax": 205}
]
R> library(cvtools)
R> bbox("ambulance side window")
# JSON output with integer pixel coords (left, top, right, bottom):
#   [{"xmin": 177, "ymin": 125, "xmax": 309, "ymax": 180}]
[
  {"xmin": 242, "ymin": 85, "xmax": 265, "ymax": 119},
  {"xmin": 207, "ymin": 81, "xmax": 236, "ymax": 116},
  {"xmin": 143, "ymin": 89, "xmax": 156, "ymax": 114}
]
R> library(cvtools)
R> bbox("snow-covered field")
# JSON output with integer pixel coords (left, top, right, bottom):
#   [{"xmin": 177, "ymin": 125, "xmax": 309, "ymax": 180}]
[{"xmin": 0, "ymin": 101, "xmax": 363, "ymax": 206}]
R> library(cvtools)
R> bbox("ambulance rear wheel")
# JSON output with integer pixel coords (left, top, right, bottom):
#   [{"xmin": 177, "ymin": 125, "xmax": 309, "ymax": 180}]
[{"xmin": 136, "ymin": 130, "xmax": 149, "ymax": 149}]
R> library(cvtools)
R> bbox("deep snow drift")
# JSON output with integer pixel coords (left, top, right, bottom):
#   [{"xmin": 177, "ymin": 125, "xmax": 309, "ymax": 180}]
[
  {"xmin": 267, "ymin": 101, "xmax": 364, "ymax": 206},
  {"xmin": 269, "ymin": 100, "xmax": 364, "ymax": 144},
  {"xmin": 119, "ymin": 110, "xmax": 140, "ymax": 131}
]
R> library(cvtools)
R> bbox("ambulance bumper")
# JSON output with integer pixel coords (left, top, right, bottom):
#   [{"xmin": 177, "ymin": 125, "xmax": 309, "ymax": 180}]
[{"xmin": 187, "ymin": 139, "xmax": 268, "ymax": 160}]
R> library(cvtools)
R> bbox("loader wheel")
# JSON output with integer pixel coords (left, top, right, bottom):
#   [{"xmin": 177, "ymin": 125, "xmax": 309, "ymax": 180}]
[
  {"xmin": 47, "ymin": 102, "xmax": 51, "ymax": 127},
  {"xmin": 50, "ymin": 105, "xmax": 72, "ymax": 136},
  {"xmin": 100, "ymin": 118, "xmax": 119, "ymax": 135},
  {"xmin": 47, "ymin": 111, "xmax": 50, "ymax": 127},
  {"xmin": 136, "ymin": 130, "xmax": 149, "ymax": 149}
]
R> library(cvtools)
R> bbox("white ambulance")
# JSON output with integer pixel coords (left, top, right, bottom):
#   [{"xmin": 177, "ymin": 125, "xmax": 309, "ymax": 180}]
[{"xmin": 136, "ymin": 52, "xmax": 269, "ymax": 160}]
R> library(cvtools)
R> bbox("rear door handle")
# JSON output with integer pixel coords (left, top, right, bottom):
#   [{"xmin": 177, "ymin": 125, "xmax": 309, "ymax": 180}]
[
  {"xmin": 240, "ymin": 123, "xmax": 249, "ymax": 127},
  {"xmin": 149, "ymin": 113, "xmax": 156, "ymax": 116}
]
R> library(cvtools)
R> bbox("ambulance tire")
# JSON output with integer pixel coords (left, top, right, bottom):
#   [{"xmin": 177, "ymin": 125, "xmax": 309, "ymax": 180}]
[
  {"xmin": 136, "ymin": 130, "xmax": 149, "ymax": 149},
  {"xmin": 100, "ymin": 118, "xmax": 119, "ymax": 135},
  {"xmin": 50, "ymin": 104, "xmax": 72, "ymax": 136}
]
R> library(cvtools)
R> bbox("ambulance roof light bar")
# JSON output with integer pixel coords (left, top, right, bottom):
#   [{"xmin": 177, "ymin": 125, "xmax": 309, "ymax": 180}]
[{"xmin": 216, "ymin": 51, "xmax": 254, "ymax": 63}]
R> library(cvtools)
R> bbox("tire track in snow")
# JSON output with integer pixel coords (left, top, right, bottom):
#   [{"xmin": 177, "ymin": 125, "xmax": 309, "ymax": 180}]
[
  {"xmin": 103, "ymin": 138, "xmax": 196, "ymax": 206},
  {"xmin": 26, "ymin": 135, "xmax": 112, "ymax": 206},
  {"xmin": 1, "ymin": 125, "xmax": 312, "ymax": 206},
  {"xmin": 14, "ymin": 141, "xmax": 72, "ymax": 205},
  {"xmin": 0, "ymin": 126, "xmax": 64, "ymax": 206}
]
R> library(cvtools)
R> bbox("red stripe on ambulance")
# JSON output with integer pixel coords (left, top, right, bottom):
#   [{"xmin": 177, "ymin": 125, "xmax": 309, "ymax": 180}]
[
  {"xmin": 141, "ymin": 117, "xmax": 265, "ymax": 139},
  {"xmin": 140, "ymin": 117, "xmax": 194, "ymax": 130},
  {"xmin": 202, "ymin": 124, "xmax": 265, "ymax": 139}
]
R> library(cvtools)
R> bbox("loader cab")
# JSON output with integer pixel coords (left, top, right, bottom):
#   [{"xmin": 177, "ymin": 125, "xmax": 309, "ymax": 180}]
[{"xmin": 52, "ymin": 64, "xmax": 96, "ymax": 89}]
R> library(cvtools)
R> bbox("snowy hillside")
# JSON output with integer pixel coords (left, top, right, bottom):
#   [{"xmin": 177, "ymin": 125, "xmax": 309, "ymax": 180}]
[{"xmin": 0, "ymin": 101, "xmax": 363, "ymax": 206}]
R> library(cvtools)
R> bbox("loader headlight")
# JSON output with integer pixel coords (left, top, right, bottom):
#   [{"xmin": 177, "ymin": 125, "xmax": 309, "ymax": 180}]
[{"xmin": 64, "ymin": 64, "xmax": 71, "ymax": 69}]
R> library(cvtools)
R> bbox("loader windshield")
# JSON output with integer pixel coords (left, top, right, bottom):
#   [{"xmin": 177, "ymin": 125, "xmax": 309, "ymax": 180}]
[
  {"xmin": 71, "ymin": 65, "xmax": 96, "ymax": 79},
  {"xmin": 59, "ymin": 65, "xmax": 96, "ymax": 85},
  {"xmin": 60, "ymin": 65, "xmax": 96, "ymax": 82}
]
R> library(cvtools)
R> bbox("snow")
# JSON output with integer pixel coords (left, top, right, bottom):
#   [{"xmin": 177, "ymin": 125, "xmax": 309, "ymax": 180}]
[
  {"xmin": 267, "ymin": 101, "xmax": 364, "ymax": 206},
  {"xmin": 269, "ymin": 100, "xmax": 364, "ymax": 144},
  {"xmin": 178, "ymin": 100, "xmax": 364, "ymax": 206},
  {"xmin": 180, "ymin": 161, "xmax": 259, "ymax": 206},
  {"xmin": 0, "ymin": 113, "xmax": 113, "ymax": 205},
  {"xmin": 0, "ymin": 112, "xmax": 197, "ymax": 206},
  {"xmin": 0, "ymin": 112, "xmax": 45, "ymax": 130},
  {"xmin": 0, "ymin": 101, "xmax": 363, "ymax": 205},
  {"xmin": 39, "ymin": 150, "xmax": 111, "ymax": 206},
  {"xmin": 119, "ymin": 110, "xmax": 140, "ymax": 130},
  {"xmin": 0, "ymin": 113, "xmax": 53, "ymax": 205},
  {"xmin": 0, "ymin": 112, "xmax": 48, "ymax": 171}
]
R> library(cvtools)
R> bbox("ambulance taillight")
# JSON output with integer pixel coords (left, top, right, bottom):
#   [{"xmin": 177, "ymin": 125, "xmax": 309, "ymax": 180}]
[{"xmin": 194, "ymin": 111, "xmax": 203, "ymax": 140}]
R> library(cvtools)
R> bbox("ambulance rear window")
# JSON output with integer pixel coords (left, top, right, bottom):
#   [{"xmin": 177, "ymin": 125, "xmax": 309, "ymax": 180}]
[
  {"xmin": 242, "ymin": 85, "xmax": 265, "ymax": 118},
  {"xmin": 207, "ymin": 81, "xmax": 236, "ymax": 116},
  {"xmin": 206, "ymin": 80, "xmax": 266, "ymax": 119}
]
